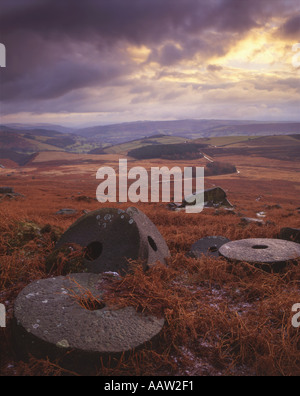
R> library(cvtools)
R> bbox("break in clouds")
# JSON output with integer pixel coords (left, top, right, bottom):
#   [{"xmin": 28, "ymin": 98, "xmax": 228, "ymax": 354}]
[{"xmin": 0, "ymin": 0, "xmax": 299, "ymax": 125}]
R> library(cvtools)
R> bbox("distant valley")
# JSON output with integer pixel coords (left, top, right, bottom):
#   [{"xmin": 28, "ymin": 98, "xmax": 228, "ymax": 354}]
[{"xmin": 0, "ymin": 119, "xmax": 299, "ymax": 167}]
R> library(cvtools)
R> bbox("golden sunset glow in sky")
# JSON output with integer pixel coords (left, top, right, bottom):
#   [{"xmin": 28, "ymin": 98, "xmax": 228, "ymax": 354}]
[{"xmin": 0, "ymin": 0, "xmax": 299, "ymax": 126}]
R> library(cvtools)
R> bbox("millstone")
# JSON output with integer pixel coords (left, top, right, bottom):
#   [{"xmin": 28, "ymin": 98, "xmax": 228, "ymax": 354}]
[
  {"xmin": 279, "ymin": 228, "xmax": 300, "ymax": 244},
  {"xmin": 189, "ymin": 236, "xmax": 231, "ymax": 258},
  {"xmin": 13, "ymin": 274, "xmax": 165, "ymax": 365},
  {"xmin": 55, "ymin": 207, "xmax": 170, "ymax": 275},
  {"xmin": 219, "ymin": 238, "xmax": 300, "ymax": 272}
]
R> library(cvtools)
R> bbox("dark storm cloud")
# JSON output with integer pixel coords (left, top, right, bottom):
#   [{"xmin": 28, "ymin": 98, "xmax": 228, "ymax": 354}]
[
  {"xmin": 278, "ymin": 15, "xmax": 300, "ymax": 39},
  {"xmin": 0, "ymin": 0, "xmax": 299, "ymax": 115},
  {"xmin": 0, "ymin": 0, "xmax": 280, "ymax": 45}
]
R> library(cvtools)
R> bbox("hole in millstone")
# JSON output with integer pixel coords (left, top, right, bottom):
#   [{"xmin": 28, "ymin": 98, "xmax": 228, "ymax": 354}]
[
  {"xmin": 208, "ymin": 245, "xmax": 218, "ymax": 253},
  {"xmin": 84, "ymin": 241, "xmax": 103, "ymax": 261},
  {"xmin": 148, "ymin": 236, "xmax": 158, "ymax": 252},
  {"xmin": 252, "ymin": 245, "xmax": 269, "ymax": 250}
]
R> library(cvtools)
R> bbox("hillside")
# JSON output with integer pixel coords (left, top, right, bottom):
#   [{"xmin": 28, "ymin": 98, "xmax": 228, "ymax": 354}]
[
  {"xmin": 128, "ymin": 143, "xmax": 207, "ymax": 160},
  {"xmin": 76, "ymin": 120, "xmax": 300, "ymax": 144},
  {"xmin": 0, "ymin": 149, "xmax": 35, "ymax": 166},
  {"xmin": 199, "ymin": 135, "xmax": 300, "ymax": 162},
  {"xmin": 102, "ymin": 135, "xmax": 190, "ymax": 155},
  {"xmin": 0, "ymin": 127, "xmax": 94, "ymax": 155}
]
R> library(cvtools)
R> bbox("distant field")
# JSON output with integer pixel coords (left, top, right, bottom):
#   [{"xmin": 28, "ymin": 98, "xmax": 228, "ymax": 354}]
[
  {"xmin": 201, "ymin": 135, "xmax": 300, "ymax": 162},
  {"xmin": 193, "ymin": 135, "xmax": 258, "ymax": 147},
  {"xmin": 31, "ymin": 151, "xmax": 122, "ymax": 164},
  {"xmin": 104, "ymin": 135, "xmax": 191, "ymax": 155}
]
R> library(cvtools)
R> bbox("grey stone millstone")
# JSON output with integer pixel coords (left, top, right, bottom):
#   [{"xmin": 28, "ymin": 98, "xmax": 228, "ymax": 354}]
[
  {"xmin": 55, "ymin": 207, "xmax": 170, "ymax": 275},
  {"xmin": 13, "ymin": 274, "xmax": 165, "ymax": 362},
  {"xmin": 219, "ymin": 238, "xmax": 300, "ymax": 272},
  {"xmin": 189, "ymin": 236, "xmax": 231, "ymax": 258}
]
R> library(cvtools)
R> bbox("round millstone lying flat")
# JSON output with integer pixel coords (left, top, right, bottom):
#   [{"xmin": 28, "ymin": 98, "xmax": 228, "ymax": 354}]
[
  {"xmin": 189, "ymin": 236, "xmax": 231, "ymax": 258},
  {"xmin": 54, "ymin": 207, "xmax": 170, "ymax": 275},
  {"xmin": 13, "ymin": 274, "xmax": 165, "ymax": 364},
  {"xmin": 219, "ymin": 238, "xmax": 300, "ymax": 272}
]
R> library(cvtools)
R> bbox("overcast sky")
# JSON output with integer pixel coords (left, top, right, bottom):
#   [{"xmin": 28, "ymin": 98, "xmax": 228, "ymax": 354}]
[{"xmin": 0, "ymin": 0, "xmax": 299, "ymax": 127}]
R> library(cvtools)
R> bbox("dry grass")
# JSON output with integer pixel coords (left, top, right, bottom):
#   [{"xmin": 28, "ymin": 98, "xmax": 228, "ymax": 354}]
[
  {"xmin": 67, "ymin": 277, "xmax": 105, "ymax": 311},
  {"xmin": 0, "ymin": 155, "xmax": 300, "ymax": 376}
]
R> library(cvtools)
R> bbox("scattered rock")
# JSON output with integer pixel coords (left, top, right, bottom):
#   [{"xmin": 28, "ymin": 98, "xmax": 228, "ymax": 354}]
[
  {"xmin": 219, "ymin": 238, "xmax": 300, "ymax": 272},
  {"xmin": 264, "ymin": 204, "xmax": 282, "ymax": 210},
  {"xmin": 54, "ymin": 207, "xmax": 170, "ymax": 275},
  {"xmin": 13, "ymin": 274, "xmax": 165, "ymax": 369},
  {"xmin": 214, "ymin": 208, "xmax": 236, "ymax": 216},
  {"xmin": 168, "ymin": 187, "xmax": 233, "ymax": 212},
  {"xmin": 240, "ymin": 217, "xmax": 265, "ymax": 226},
  {"xmin": 256, "ymin": 212, "xmax": 267, "ymax": 218},
  {"xmin": 0, "ymin": 192, "xmax": 25, "ymax": 201},
  {"xmin": 279, "ymin": 228, "xmax": 300, "ymax": 244},
  {"xmin": 55, "ymin": 209, "xmax": 77, "ymax": 216},
  {"xmin": 0, "ymin": 187, "xmax": 24, "ymax": 201},
  {"xmin": 166, "ymin": 202, "xmax": 184, "ymax": 211},
  {"xmin": 73, "ymin": 196, "xmax": 95, "ymax": 203},
  {"xmin": 265, "ymin": 220, "xmax": 276, "ymax": 226},
  {"xmin": 0, "ymin": 187, "xmax": 14, "ymax": 194},
  {"xmin": 189, "ymin": 236, "xmax": 231, "ymax": 259},
  {"xmin": 184, "ymin": 187, "xmax": 233, "ymax": 208}
]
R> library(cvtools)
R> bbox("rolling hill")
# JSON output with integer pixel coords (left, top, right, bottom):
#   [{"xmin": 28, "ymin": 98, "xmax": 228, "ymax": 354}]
[
  {"xmin": 100, "ymin": 135, "xmax": 191, "ymax": 155},
  {"xmin": 75, "ymin": 120, "xmax": 300, "ymax": 144},
  {"xmin": 201, "ymin": 135, "xmax": 300, "ymax": 162},
  {"xmin": 0, "ymin": 120, "xmax": 299, "ymax": 166}
]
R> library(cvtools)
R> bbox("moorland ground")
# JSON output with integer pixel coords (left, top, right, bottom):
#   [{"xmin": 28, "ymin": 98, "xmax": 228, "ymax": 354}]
[{"xmin": 0, "ymin": 142, "xmax": 300, "ymax": 376}]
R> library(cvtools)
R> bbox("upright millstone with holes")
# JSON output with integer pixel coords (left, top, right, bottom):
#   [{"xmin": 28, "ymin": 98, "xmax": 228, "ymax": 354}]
[
  {"xmin": 55, "ymin": 207, "xmax": 170, "ymax": 275},
  {"xmin": 219, "ymin": 238, "xmax": 300, "ymax": 272}
]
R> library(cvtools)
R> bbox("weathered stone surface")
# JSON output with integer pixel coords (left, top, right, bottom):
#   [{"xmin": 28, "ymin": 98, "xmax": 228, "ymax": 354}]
[
  {"xmin": 13, "ymin": 274, "xmax": 165, "ymax": 364},
  {"xmin": 219, "ymin": 238, "xmax": 300, "ymax": 272},
  {"xmin": 55, "ymin": 207, "xmax": 170, "ymax": 274},
  {"xmin": 184, "ymin": 187, "xmax": 233, "ymax": 208},
  {"xmin": 55, "ymin": 208, "xmax": 77, "ymax": 215},
  {"xmin": 279, "ymin": 228, "xmax": 300, "ymax": 244},
  {"xmin": 189, "ymin": 236, "xmax": 231, "ymax": 259},
  {"xmin": 264, "ymin": 204, "xmax": 282, "ymax": 210},
  {"xmin": 167, "ymin": 187, "xmax": 233, "ymax": 212},
  {"xmin": 240, "ymin": 217, "xmax": 265, "ymax": 226},
  {"xmin": 0, "ymin": 187, "xmax": 14, "ymax": 194}
]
